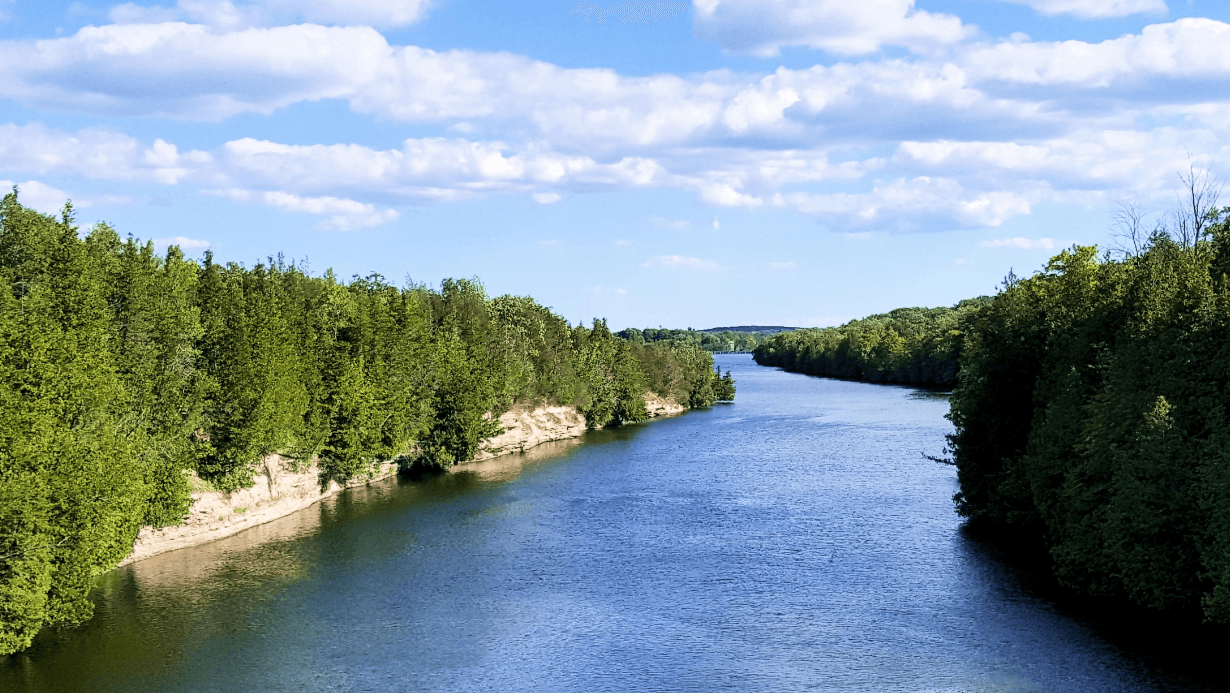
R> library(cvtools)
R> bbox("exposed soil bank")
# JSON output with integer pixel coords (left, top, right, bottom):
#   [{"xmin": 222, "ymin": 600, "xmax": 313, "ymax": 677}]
[{"xmin": 119, "ymin": 394, "xmax": 685, "ymax": 566}]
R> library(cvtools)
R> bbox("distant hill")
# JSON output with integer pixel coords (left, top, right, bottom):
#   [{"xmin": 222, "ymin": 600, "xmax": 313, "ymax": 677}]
[{"xmin": 701, "ymin": 326, "xmax": 799, "ymax": 334}]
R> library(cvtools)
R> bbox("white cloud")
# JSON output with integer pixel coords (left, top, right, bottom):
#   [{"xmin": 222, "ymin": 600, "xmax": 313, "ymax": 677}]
[
  {"xmin": 209, "ymin": 188, "xmax": 399, "ymax": 230},
  {"xmin": 963, "ymin": 19, "xmax": 1230, "ymax": 87},
  {"xmin": 0, "ymin": 123, "xmax": 148, "ymax": 180},
  {"xmin": 215, "ymin": 137, "xmax": 668, "ymax": 201},
  {"xmin": 143, "ymin": 138, "xmax": 212, "ymax": 184},
  {"xmin": 7, "ymin": 119, "xmax": 1222, "ymax": 239},
  {"xmin": 6, "ymin": 15, "xmax": 1226, "ymax": 205},
  {"xmin": 981, "ymin": 237, "xmax": 1055, "ymax": 249},
  {"xmin": 892, "ymin": 131, "xmax": 1224, "ymax": 203},
  {"xmin": 693, "ymin": 0, "xmax": 972, "ymax": 57},
  {"xmin": 782, "ymin": 177, "xmax": 1032, "ymax": 231},
  {"xmin": 5, "ymin": 15, "xmax": 1230, "ymax": 237},
  {"xmin": 7, "ymin": 112, "xmax": 1229, "ymax": 238},
  {"xmin": 993, "ymin": 0, "xmax": 1166, "ymax": 19},
  {"xmin": 1, "ymin": 18, "xmax": 1227, "ymax": 153},
  {"xmin": 768, "ymin": 261, "xmax": 798, "ymax": 271},
  {"xmin": 641, "ymin": 255, "xmax": 720, "ymax": 269},
  {"xmin": 152, "ymin": 235, "xmax": 211, "ymax": 251},
  {"xmin": 263, "ymin": 191, "xmax": 399, "ymax": 231},
  {"xmin": 0, "ymin": 23, "xmax": 992, "ymax": 146},
  {"xmin": 0, "ymin": 124, "xmax": 670, "ymax": 210},
  {"xmin": 0, "ymin": 23, "xmax": 394, "ymax": 120},
  {"xmin": 695, "ymin": 181, "xmax": 762, "ymax": 207}
]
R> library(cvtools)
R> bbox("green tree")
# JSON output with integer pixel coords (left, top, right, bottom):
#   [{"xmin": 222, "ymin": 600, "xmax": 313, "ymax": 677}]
[{"xmin": 0, "ymin": 195, "xmax": 141, "ymax": 653}]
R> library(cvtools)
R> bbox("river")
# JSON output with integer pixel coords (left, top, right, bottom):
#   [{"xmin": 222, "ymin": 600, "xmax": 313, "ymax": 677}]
[{"xmin": 2, "ymin": 355, "xmax": 1225, "ymax": 692}]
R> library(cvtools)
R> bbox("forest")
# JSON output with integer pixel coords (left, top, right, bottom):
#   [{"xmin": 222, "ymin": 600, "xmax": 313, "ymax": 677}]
[
  {"xmin": 618, "ymin": 326, "xmax": 791, "ymax": 353},
  {"xmin": 948, "ymin": 207, "xmax": 1230, "ymax": 622},
  {"xmin": 750, "ymin": 300, "xmax": 988, "ymax": 387},
  {"xmin": 0, "ymin": 192, "xmax": 734, "ymax": 656}
]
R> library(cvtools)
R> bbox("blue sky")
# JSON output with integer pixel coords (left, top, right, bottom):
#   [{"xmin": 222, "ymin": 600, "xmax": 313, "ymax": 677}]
[{"xmin": 2, "ymin": 0, "xmax": 1228, "ymax": 329}]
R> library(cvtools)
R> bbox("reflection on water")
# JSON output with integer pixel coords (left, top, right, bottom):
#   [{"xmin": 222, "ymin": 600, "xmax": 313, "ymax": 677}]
[
  {"xmin": 908, "ymin": 389, "xmax": 951, "ymax": 402},
  {"xmin": 2, "ymin": 356, "xmax": 1227, "ymax": 692},
  {"xmin": 2, "ymin": 437, "xmax": 589, "ymax": 693}
]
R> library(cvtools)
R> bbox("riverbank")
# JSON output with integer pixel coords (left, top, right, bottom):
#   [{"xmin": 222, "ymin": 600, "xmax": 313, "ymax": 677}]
[{"xmin": 119, "ymin": 393, "xmax": 686, "ymax": 566}]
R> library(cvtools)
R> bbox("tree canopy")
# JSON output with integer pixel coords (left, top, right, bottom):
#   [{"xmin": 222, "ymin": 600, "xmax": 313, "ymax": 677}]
[
  {"xmin": 751, "ymin": 301, "xmax": 987, "ymax": 387},
  {"xmin": 0, "ymin": 191, "xmax": 734, "ymax": 655},
  {"xmin": 948, "ymin": 219, "xmax": 1230, "ymax": 620}
]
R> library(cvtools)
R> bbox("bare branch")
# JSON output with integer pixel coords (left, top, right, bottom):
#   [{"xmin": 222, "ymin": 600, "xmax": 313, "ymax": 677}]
[
  {"xmin": 922, "ymin": 450, "xmax": 954, "ymax": 465},
  {"xmin": 1172, "ymin": 159, "xmax": 1222, "ymax": 250},
  {"xmin": 1111, "ymin": 201, "xmax": 1151, "ymax": 258}
]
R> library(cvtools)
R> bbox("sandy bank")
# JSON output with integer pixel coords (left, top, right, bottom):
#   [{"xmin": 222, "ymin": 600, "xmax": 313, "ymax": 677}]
[{"xmin": 120, "ymin": 393, "xmax": 685, "ymax": 566}]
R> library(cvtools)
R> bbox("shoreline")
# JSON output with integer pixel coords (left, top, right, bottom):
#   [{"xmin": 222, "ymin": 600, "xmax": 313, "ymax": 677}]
[{"xmin": 118, "ymin": 394, "xmax": 685, "ymax": 567}]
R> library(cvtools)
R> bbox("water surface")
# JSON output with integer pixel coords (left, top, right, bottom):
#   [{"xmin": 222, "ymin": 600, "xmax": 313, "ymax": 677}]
[{"xmin": 3, "ymin": 355, "xmax": 1225, "ymax": 691}]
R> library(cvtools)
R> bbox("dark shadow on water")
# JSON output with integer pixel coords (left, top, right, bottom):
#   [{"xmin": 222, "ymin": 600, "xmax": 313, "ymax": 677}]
[
  {"xmin": 397, "ymin": 458, "xmax": 449, "ymax": 481},
  {"xmin": 958, "ymin": 518, "xmax": 1230, "ymax": 691},
  {"xmin": 752, "ymin": 363, "xmax": 955, "ymax": 396},
  {"xmin": 908, "ymin": 389, "xmax": 952, "ymax": 401}
]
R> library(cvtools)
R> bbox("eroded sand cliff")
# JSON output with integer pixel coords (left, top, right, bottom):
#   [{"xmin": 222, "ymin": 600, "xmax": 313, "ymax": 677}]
[{"xmin": 120, "ymin": 394, "xmax": 686, "ymax": 565}]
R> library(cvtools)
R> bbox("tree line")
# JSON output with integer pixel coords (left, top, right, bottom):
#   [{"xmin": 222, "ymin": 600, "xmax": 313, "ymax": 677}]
[
  {"xmin": 949, "ymin": 211, "xmax": 1230, "ymax": 622},
  {"xmin": 750, "ymin": 301, "xmax": 988, "ymax": 387},
  {"xmin": 619, "ymin": 327, "xmax": 786, "ymax": 353},
  {"xmin": 0, "ymin": 191, "xmax": 734, "ymax": 656}
]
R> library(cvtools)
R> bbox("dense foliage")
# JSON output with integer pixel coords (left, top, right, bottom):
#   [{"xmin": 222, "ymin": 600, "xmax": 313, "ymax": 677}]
[
  {"xmin": 618, "ymin": 326, "xmax": 791, "ymax": 352},
  {"xmin": 0, "ymin": 192, "xmax": 734, "ymax": 655},
  {"xmin": 948, "ymin": 208, "xmax": 1230, "ymax": 621},
  {"xmin": 750, "ymin": 301, "xmax": 988, "ymax": 387}
]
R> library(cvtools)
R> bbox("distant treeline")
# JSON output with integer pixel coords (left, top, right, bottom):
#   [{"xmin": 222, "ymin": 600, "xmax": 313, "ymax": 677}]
[
  {"xmin": 618, "ymin": 326, "xmax": 793, "ymax": 352},
  {"xmin": 751, "ymin": 300, "xmax": 988, "ymax": 387},
  {"xmin": 0, "ymin": 192, "xmax": 733, "ymax": 655}
]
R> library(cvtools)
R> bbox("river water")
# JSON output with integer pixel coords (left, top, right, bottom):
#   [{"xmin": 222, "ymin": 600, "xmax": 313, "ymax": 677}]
[{"xmin": 3, "ymin": 355, "xmax": 1226, "ymax": 692}]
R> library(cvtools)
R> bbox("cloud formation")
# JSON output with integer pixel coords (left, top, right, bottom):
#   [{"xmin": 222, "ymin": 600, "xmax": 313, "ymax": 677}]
[
  {"xmin": 2, "ymin": 11, "xmax": 1230, "ymax": 235},
  {"xmin": 207, "ymin": 188, "xmax": 400, "ymax": 230},
  {"xmin": 963, "ymin": 19, "xmax": 1230, "ymax": 88},
  {"xmin": 781, "ymin": 177, "xmax": 1033, "ymax": 230}
]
